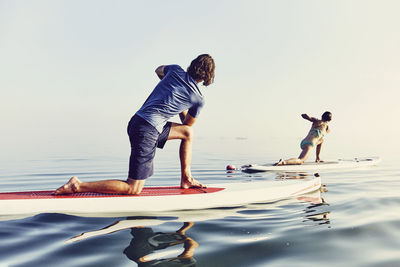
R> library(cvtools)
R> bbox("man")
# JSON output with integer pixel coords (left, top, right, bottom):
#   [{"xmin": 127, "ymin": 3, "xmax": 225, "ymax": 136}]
[{"xmin": 55, "ymin": 54, "xmax": 215, "ymax": 195}]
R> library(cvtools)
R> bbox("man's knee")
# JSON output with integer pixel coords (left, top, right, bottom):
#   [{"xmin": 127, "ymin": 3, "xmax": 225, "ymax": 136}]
[{"xmin": 182, "ymin": 125, "xmax": 194, "ymax": 141}]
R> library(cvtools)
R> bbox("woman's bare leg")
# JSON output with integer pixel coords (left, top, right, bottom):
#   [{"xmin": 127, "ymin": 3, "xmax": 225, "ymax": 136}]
[
  {"xmin": 274, "ymin": 146, "xmax": 313, "ymax": 165},
  {"xmin": 315, "ymin": 139, "xmax": 323, "ymax": 162},
  {"xmin": 295, "ymin": 145, "xmax": 313, "ymax": 164}
]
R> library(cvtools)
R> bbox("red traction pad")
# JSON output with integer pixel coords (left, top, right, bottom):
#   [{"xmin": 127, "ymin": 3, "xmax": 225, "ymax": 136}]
[{"xmin": 0, "ymin": 187, "xmax": 225, "ymax": 200}]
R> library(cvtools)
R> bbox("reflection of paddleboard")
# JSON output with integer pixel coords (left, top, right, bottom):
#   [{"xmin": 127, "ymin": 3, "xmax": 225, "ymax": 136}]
[
  {"xmin": 242, "ymin": 157, "xmax": 381, "ymax": 173},
  {"xmin": 0, "ymin": 178, "xmax": 321, "ymax": 218},
  {"xmin": 65, "ymin": 189, "xmax": 323, "ymax": 244}
]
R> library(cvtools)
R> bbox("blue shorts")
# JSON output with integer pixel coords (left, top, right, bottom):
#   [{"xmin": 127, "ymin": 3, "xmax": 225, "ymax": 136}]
[{"xmin": 127, "ymin": 114, "xmax": 172, "ymax": 180}]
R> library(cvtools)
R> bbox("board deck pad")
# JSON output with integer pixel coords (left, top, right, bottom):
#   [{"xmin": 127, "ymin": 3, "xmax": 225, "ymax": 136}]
[{"xmin": 0, "ymin": 187, "xmax": 225, "ymax": 200}]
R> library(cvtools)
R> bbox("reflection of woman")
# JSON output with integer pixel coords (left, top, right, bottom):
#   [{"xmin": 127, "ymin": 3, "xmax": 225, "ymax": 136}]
[
  {"xmin": 123, "ymin": 222, "xmax": 197, "ymax": 266},
  {"xmin": 274, "ymin": 112, "xmax": 332, "ymax": 165}
]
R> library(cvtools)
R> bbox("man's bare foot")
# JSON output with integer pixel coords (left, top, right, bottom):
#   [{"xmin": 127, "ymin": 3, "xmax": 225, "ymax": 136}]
[
  {"xmin": 54, "ymin": 176, "xmax": 81, "ymax": 195},
  {"xmin": 273, "ymin": 159, "xmax": 285, "ymax": 166},
  {"xmin": 181, "ymin": 177, "xmax": 206, "ymax": 189}
]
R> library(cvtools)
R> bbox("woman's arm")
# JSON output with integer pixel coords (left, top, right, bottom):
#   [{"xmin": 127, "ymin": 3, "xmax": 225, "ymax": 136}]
[{"xmin": 301, "ymin": 114, "xmax": 317, "ymax": 122}]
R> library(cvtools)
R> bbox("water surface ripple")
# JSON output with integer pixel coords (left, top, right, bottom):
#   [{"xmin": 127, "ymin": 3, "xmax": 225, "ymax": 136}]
[{"xmin": 0, "ymin": 154, "xmax": 399, "ymax": 267}]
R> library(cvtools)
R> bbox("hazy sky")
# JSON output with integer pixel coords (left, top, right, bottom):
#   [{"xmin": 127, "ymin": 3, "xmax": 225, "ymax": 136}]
[{"xmin": 1, "ymin": 0, "xmax": 399, "ymax": 160}]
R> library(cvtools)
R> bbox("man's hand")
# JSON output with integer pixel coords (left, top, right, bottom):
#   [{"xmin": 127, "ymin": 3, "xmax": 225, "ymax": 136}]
[{"xmin": 155, "ymin": 65, "xmax": 166, "ymax": 80}]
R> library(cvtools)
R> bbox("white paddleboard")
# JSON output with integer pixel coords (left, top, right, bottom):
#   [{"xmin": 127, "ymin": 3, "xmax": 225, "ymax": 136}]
[
  {"xmin": 242, "ymin": 157, "xmax": 381, "ymax": 173},
  {"xmin": 0, "ymin": 177, "xmax": 321, "ymax": 219}
]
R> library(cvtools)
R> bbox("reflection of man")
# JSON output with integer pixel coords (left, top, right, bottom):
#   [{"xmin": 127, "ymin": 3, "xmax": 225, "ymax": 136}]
[{"xmin": 123, "ymin": 222, "xmax": 197, "ymax": 266}]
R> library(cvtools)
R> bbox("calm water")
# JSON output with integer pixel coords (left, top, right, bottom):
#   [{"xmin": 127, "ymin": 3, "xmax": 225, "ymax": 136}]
[{"xmin": 0, "ymin": 138, "xmax": 399, "ymax": 267}]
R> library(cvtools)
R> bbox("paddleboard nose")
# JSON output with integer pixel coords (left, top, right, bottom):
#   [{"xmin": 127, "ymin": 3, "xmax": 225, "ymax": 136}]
[{"xmin": 226, "ymin": 164, "xmax": 236, "ymax": 170}]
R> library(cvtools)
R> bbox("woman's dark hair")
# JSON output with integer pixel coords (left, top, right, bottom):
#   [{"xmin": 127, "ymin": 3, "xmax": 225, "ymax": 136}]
[
  {"xmin": 322, "ymin": 111, "xmax": 332, "ymax": 122},
  {"xmin": 187, "ymin": 54, "xmax": 215, "ymax": 86}
]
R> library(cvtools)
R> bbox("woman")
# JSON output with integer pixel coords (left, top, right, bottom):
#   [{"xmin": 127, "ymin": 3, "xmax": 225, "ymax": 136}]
[{"xmin": 274, "ymin": 111, "xmax": 332, "ymax": 166}]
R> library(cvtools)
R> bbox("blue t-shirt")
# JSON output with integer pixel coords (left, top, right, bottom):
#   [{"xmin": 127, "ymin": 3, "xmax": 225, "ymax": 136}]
[{"xmin": 135, "ymin": 65, "xmax": 204, "ymax": 133}]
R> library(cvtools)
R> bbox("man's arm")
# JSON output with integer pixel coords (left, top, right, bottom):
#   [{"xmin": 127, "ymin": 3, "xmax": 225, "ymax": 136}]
[
  {"xmin": 182, "ymin": 113, "xmax": 196, "ymax": 126},
  {"xmin": 180, "ymin": 110, "xmax": 197, "ymax": 126},
  {"xmin": 301, "ymin": 113, "xmax": 317, "ymax": 122},
  {"xmin": 155, "ymin": 65, "xmax": 166, "ymax": 80},
  {"xmin": 179, "ymin": 110, "xmax": 188, "ymax": 124}
]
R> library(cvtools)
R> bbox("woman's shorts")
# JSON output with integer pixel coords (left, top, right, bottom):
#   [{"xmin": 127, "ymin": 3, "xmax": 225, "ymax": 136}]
[
  {"xmin": 127, "ymin": 114, "xmax": 172, "ymax": 180},
  {"xmin": 300, "ymin": 139, "xmax": 315, "ymax": 149}
]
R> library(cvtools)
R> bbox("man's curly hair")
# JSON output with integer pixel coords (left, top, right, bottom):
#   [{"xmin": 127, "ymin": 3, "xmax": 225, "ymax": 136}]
[{"xmin": 187, "ymin": 54, "xmax": 215, "ymax": 86}]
